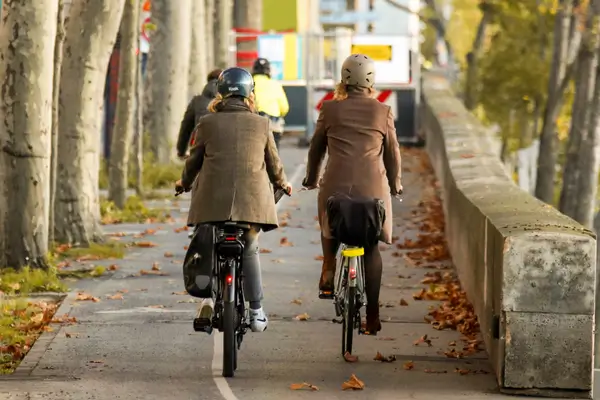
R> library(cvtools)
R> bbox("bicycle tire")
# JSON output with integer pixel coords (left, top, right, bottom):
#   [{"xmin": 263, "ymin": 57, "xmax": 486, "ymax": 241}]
[
  {"xmin": 223, "ymin": 300, "xmax": 236, "ymax": 377},
  {"xmin": 342, "ymin": 286, "xmax": 357, "ymax": 356}
]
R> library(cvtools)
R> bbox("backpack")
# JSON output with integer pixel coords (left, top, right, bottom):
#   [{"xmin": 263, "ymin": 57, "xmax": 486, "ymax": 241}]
[
  {"xmin": 326, "ymin": 193, "xmax": 386, "ymax": 248},
  {"xmin": 183, "ymin": 224, "xmax": 216, "ymax": 298}
]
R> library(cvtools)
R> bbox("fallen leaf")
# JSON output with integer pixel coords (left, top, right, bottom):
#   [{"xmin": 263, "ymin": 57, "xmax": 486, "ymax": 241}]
[
  {"xmin": 294, "ymin": 312, "xmax": 310, "ymax": 321},
  {"xmin": 279, "ymin": 237, "xmax": 293, "ymax": 247},
  {"xmin": 172, "ymin": 291, "xmax": 188, "ymax": 295},
  {"xmin": 399, "ymin": 298, "xmax": 409, "ymax": 306},
  {"xmin": 133, "ymin": 241, "xmax": 158, "ymax": 248},
  {"xmin": 403, "ymin": 361, "xmax": 415, "ymax": 370},
  {"xmin": 341, "ymin": 374, "xmax": 365, "ymax": 390},
  {"xmin": 314, "ymin": 255, "xmax": 324, "ymax": 261},
  {"xmin": 374, "ymin": 351, "xmax": 396, "ymax": 362},
  {"xmin": 343, "ymin": 352, "xmax": 359, "ymax": 362},
  {"xmin": 151, "ymin": 262, "xmax": 161, "ymax": 271},
  {"xmin": 75, "ymin": 292, "xmax": 100, "ymax": 302},
  {"xmin": 107, "ymin": 264, "xmax": 119, "ymax": 271},
  {"xmin": 164, "ymin": 252, "xmax": 174, "ymax": 258},
  {"xmin": 88, "ymin": 360, "xmax": 104, "ymax": 364},
  {"xmin": 183, "ymin": 245, "xmax": 189, "ymax": 250},
  {"xmin": 413, "ymin": 334, "xmax": 432, "ymax": 347},
  {"xmin": 139, "ymin": 269, "xmax": 169, "ymax": 276},
  {"xmin": 259, "ymin": 248, "xmax": 272, "ymax": 253},
  {"xmin": 424, "ymin": 368, "xmax": 447, "ymax": 374},
  {"xmin": 290, "ymin": 298, "xmax": 303, "ymax": 305},
  {"xmin": 289, "ymin": 382, "xmax": 319, "ymax": 391},
  {"xmin": 106, "ymin": 293, "xmax": 124, "ymax": 300}
]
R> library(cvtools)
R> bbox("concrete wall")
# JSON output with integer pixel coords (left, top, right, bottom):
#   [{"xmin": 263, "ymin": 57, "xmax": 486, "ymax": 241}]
[{"xmin": 421, "ymin": 71, "xmax": 597, "ymax": 398}]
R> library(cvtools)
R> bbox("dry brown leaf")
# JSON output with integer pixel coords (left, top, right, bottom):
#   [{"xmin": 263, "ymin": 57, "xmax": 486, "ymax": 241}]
[
  {"xmin": 403, "ymin": 361, "xmax": 415, "ymax": 370},
  {"xmin": 341, "ymin": 374, "xmax": 365, "ymax": 390},
  {"xmin": 314, "ymin": 255, "xmax": 324, "ymax": 261},
  {"xmin": 151, "ymin": 262, "xmax": 161, "ymax": 271},
  {"xmin": 106, "ymin": 293, "xmax": 124, "ymax": 300},
  {"xmin": 279, "ymin": 237, "xmax": 293, "ymax": 247},
  {"xmin": 139, "ymin": 269, "xmax": 169, "ymax": 276},
  {"xmin": 164, "ymin": 252, "xmax": 174, "ymax": 258},
  {"xmin": 172, "ymin": 291, "xmax": 188, "ymax": 295},
  {"xmin": 373, "ymin": 351, "xmax": 396, "ymax": 363},
  {"xmin": 75, "ymin": 292, "xmax": 100, "ymax": 302},
  {"xmin": 133, "ymin": 241, "xmax": 158, "ymax": 248},
  {"xmin": 294, "ymin": 312, "xmax": 310, "ymax": 321},
  {"xmin": 259, "ymin": 248, "xmax": 272, "ymax": 253},
  {"xmin": 343, "ymin": 352, "xmax": 359, "ymax": 363},
  {"xmin": 424, "ymin": 368, "xmax": 447, "ymax": 374},
  {"xmin": 107, "ymin": 264, "xmax": 119, "ymax": 271},
  {"xmin": 399, "ymin": 298, "xmax": 409, "ymax": 306},
  {"xmin": 413, "ymin": 334, "xmax": 432, "ymax": 347},
  {"xmin": 289, "ymin": 382, "xmax": 319, "ymax": 391},
  {"xmin": 290, "ymin": 298, "xmax": 302, "ymax": 305}
]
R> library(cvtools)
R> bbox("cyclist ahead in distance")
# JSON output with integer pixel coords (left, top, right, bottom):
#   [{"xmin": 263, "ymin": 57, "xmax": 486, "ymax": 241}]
[
  {"xmin": 175, "ymin": 67, "xmax": 292, "ymax": 332},
  {"xmin": 302, "ymin": 54, "xmax": 402, "ymax": 335},
  {"xmin": 176, "ymin": 68, "xmax": 223, "ymax": 159},
  {"xmin": 251, "ymin": 58, "xmax": 290, "ymax": 150}
]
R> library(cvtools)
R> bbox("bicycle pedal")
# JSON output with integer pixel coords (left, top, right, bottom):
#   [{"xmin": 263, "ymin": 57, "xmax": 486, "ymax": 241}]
[{"xmin": 193, "ymin": 317, "xmax": 213, "ymax": 334}]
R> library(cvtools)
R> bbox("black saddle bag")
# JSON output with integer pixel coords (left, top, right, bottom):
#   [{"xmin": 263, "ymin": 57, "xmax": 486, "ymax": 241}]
[
  {"xmin": 326, "ymin": 193, "xmax": 386, "ymax": 248},
  {"xmin": 182, "ymin": 224, "xmax": 216, "ymax": 298}
]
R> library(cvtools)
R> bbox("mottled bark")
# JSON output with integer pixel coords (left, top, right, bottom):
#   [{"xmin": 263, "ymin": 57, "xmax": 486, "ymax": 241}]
[
  {"xmin": 189, "ymin": 0, "xmax": 208, "ymax": 96},
  {"xmin": 49, "ymin": 0, "xmax": 66, "ymax": 246},
  {"xmin": 559, "ymin": 0, "xmax": 600, "ymax": 217},
  {"xmin": 205, "ymin": 0, "xmax": 215, "ymax": 70},
  {"xmin": 55, "ymin": 0, "xmax": 126, "ymax": 246},
  {"xmin": 133, "ymin": 52, "xmax": 144, "ymax": 197},
  {"xmin": 109, "ymin": 0, "xmax": 140, "ymax": 208},
  {"xmin": 535, "ymin": 0, "xmax": 574, "ymax": 203},
  {"xmin": 146, "ymin": 0, "xmax": 192, "ymax": 164},
  {"xmin": 0, "ymin": 0, "xmax": 58, "ymax": 269},
  {"xmin": 215, "ymin": 0, "xmax": 233, "ymax": 69}
]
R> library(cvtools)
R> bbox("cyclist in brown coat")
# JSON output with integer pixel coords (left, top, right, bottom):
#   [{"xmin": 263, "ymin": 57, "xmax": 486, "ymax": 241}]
[{"xmin": 302, "ymin": 54, "xmax": 402, "ymax": 335}]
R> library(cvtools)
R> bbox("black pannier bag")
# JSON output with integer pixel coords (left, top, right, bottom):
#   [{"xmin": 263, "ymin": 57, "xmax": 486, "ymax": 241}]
[
  {"xmin": 183, "ymin": 224, "xmax": 216, "ymax": 298},
  {"xmin": 326, "ymin": 193, "xmax": 386, "ymax": 248}
]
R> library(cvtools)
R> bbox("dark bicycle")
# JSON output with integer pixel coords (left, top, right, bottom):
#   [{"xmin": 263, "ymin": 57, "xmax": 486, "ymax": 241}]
[{"xmin": 176, "ymin": 187, "xmax": 289, "ymax": 377}]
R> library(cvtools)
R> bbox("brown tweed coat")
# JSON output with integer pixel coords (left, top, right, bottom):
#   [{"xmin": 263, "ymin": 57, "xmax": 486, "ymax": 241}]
[
  {"xmin": 181, "ymin": 98, "xmax": 287, "ymax": 231},
  {"xmin": 303, "ymin": 89, "xmax": 402, "ymax": 244}
]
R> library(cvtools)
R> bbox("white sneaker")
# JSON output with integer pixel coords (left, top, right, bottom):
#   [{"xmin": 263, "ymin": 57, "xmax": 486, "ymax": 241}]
[
  {"xmin": 195, "ymin": 298, "xmax": 214, "ymax": 320},
  {"xmin": 249, "ymin": 307, "xmax": 268, "ymax": 332}
]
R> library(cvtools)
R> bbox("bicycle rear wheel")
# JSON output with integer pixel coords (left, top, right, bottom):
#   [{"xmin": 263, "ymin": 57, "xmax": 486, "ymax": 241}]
[
  {"xmin": 223, "ymin": 300, "xmax": 237, "ymax": 377},
  {"xmin": 342, "ymin": 286, "xmax": 357, "ymax": 356}
]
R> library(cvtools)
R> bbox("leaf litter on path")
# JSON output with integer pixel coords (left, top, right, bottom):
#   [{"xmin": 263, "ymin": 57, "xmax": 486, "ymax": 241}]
[
  {"xmin": 75, "ymin": 292, "xmax": 100, "ymax": 302},
  {"xmin": 289, "ymin": 382, "xmax": 319, "ymax": 391},
  {"xmin": 374, "ymin": 351, "xmax": 396, "ymax": 362},
  {"xmin": 342, "ymin": 374, "xmax": 365, "ymax": 390}
]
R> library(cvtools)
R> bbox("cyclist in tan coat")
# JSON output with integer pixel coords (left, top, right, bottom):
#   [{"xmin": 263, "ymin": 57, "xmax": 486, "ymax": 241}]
[{"xmin": 302, "ymin": 54, "xmax": 402, "ymax": 335}]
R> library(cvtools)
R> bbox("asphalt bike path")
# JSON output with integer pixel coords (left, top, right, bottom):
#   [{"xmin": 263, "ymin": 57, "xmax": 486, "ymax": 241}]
[{"xmin": 0, "ymin": 138, "xmax": 543, "ymax": 400}]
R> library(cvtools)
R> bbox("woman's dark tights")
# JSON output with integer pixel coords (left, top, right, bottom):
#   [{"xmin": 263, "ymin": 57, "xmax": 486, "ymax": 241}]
[{"xmin": 320, "ymin": 235, "xmax": 383, "ymax": 321}]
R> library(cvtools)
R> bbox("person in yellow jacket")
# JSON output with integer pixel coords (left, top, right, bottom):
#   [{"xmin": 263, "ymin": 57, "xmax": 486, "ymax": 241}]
[{"xmin": 252, "ymin": 58, "xmax": 289, "ymax": 150}]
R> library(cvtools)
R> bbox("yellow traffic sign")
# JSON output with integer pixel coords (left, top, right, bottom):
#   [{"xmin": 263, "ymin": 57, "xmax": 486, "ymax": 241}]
[{"xmin": 350, "ymin": 44, "xmax": 392, "ymax": 61}]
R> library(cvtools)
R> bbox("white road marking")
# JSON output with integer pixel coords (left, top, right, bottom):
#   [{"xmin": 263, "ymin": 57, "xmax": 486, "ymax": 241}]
[{"xmin": 210, "ymin": 160, "xmax": 307, "ymax": 400}]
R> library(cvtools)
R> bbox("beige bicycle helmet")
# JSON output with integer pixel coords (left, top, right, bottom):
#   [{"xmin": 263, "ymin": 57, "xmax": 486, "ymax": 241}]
[{"xmin": 341, "ymin": 54, "xmax": 376, "ymax": 88}]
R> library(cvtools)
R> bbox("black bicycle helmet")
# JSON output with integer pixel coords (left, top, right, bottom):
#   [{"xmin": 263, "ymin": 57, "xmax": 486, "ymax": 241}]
[
  {"xmin": 216, "ymin": 67, "xmax": 254, "ymax": 99},
  {"xmin": 252, "ymin": 58, "xmax": 271, "ymax": 76}
]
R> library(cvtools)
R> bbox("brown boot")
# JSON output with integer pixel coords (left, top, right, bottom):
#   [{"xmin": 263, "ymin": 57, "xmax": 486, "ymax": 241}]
[
  {"xmin": 318, "ymin": 235, "xmax": 338, "ymax": 299},
  {"xmin": 361, "ymin": 305, "xmax": 382, "ymax": 336}
]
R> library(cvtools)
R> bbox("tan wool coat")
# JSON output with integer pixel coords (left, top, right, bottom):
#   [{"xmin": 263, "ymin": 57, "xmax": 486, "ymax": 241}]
[
  {"xmin": 181, "ymin": 99, "xmax": 288, "ymax": 231},
  {"xmin": 304, "ymin": 89, "xmax": 402, "ymax": 244}
]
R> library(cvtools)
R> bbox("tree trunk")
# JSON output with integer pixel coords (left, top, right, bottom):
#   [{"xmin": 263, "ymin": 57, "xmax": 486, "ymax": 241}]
[
  {"xmin": 55, "ymin": 0, "xmax": 126, "ymax": 246},
  {"xmin": 146, "ymin": 0, "xmax": 192, "ymax": 164},
  {"xmin": 535, "ymin": 0, "xmax": 574, "ymax": 203},
  {"xmin": 0, "ymin": 0, "xmax": 59, "ymax": 269},
  {"xmin": 234, "ymin": 0, "xmax": 262, "ymax": 58},
  {"xmin": 463, "ymin": 4, "xmax": 492, "ymax": 110},
  {"xmin": 49, "ymin": 0, "xmax": 66, "ymax": 246},
  {"xmin": 108, "ymin": 0, "xmax": 140, "ymax": 209},
  {"xmin": 215, "ymin": 0, "xmax": 233, "ymax": 69},
  {"xmin": 189, "ymin": 0, "xmax": 208, "ymax": 96},
  {"xmin": 133, "ymin": 51, "xmax": 144, "ymax": 197},
  {"xmin": 559, "ymin": 0, "xmax": 600, "ymax": 217},
  {"xmin": 205, "ymin": 0, "xmax": 216, "ymax": 70}
]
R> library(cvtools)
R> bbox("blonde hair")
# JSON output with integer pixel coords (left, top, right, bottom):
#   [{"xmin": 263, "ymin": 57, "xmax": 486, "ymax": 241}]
[
  {"xmin": 333, "ymin": 82, "xmax": 375, "ymax": 101},
  {"xmin": 208, "ymin": 92, "xmax": 257, "ymax": 113}
]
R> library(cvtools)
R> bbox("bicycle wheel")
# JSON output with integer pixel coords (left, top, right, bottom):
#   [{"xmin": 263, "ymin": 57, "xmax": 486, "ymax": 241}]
[
  {"xmin": 223, "ymin": 300, "xmax": 237, "ymax": 377},
  {"xmin": 342, "ymin": 286, "xmax": 357, "ymax": 356}
]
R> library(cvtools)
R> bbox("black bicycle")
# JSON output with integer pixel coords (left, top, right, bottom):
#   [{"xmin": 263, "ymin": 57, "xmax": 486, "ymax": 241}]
[{"xmin": 176, "ymin": 186, "xmax": 289, "ymax": 377}]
